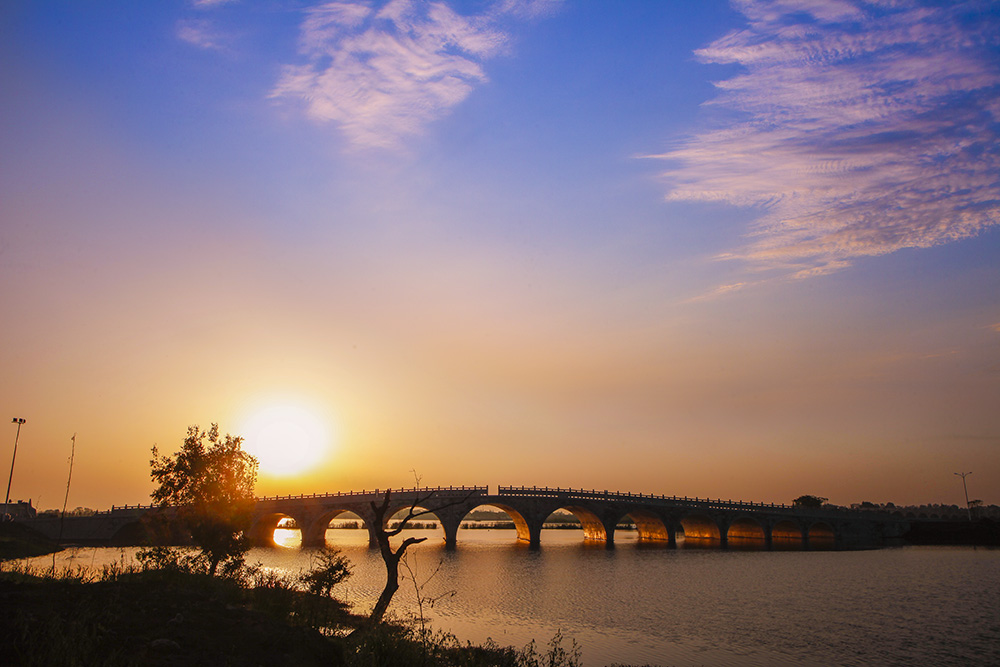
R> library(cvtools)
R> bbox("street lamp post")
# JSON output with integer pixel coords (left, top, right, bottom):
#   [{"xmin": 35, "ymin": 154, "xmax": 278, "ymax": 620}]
[
  {"xmin": 4, "ymin": 418, "xmax": 27, "ymax": 518},
  {"xmin": 954, "ymin": 471, "xmax": 972, "ymax": 521}
]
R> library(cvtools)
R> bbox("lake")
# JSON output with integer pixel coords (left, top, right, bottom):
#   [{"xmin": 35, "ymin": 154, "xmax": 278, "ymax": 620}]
[{"xmin": 27, "ymin": 528, "xmax": 1000, "ymax": 666}]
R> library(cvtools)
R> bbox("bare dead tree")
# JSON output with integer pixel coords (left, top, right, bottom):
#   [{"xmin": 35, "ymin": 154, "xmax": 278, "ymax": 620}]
[
  {"xmin": 401, "ymin": 552, "xmax": 455, "ymax": 649},
  {"xmin": 356, "ymin": 487, "xmax": 477, "ymax": 632}
]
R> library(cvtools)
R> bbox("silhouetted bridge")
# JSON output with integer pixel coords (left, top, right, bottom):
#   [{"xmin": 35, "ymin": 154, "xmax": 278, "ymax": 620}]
[{"xmin": 25, "ymin": 485, "xmax": 908, "ymax": 550}]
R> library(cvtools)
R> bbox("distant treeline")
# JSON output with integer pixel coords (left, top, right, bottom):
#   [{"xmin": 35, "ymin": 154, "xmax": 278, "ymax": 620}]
[
  {"xmin": 36, "ymin": 507, "xmax": 97, "ymax": 518},
  {"xmin": 852, "ymin": 502, "xmax": 999, "ymax": 520}
]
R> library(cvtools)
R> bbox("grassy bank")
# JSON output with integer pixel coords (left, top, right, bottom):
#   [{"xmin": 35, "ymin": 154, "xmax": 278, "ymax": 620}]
[{"xmin": 0, "ymin": 557, "xmax": 593, "ymax": 667}]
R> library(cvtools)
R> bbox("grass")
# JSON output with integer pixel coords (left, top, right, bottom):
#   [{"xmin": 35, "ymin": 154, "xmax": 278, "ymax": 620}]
[
  {"xmin": 0, "ymin": 525, "xmax": 655, "ymax": 666},
  {"xmin": 0, "ymin": 555, "xmax": 592, "ymax": 667},
  {"xmin": 0, "ymin": 559, "xmax": 347, "ymax": 666}
]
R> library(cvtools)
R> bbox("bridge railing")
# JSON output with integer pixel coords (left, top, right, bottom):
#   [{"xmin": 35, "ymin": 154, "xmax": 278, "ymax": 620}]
[
  {"xmin": 497, "ymin": 486, "xmax": 890, "ymax": 518},
  {"xmin": 256, "ymin": 485, "xmax": 488, "ymax": 503},
  {"xmin": 88, "ymin": 485, "xmax": 887, "ymax": 519},
  {"xmin": 99, "ymin": 503, "xmax": 158, "ymax": 515},
  {"xmin": 497, "ymin": 485, "xmax": 797, "ymax": 509},
  {"xmin": 495, "ymin": 485, "xmax": 875, "ymax": 516}
]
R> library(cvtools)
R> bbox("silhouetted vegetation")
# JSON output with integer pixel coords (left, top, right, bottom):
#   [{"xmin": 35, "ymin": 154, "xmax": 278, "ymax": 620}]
[
  {"xmin": 300, "ymin": 546, "xmax": 353, "ymax": 598},
  {"xmin": 793, "ymin": 494, "xmax": 828, "ymax": 508},
  {"xmin": 147, "ymin": 424, "xmax": 258, "ymax": 576},
  {"xmin": 0, "ymin": 556, "xmax": 588, "ymax": 666}
]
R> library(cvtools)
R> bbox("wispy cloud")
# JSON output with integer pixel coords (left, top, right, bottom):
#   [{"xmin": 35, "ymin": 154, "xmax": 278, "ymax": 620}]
[
  {"xmin": 271, "ymin": 0, "xmax": 560, "ymax": 149},
  {"xmin": 655, "ymin": 0, "xmax": 1000, "ymax": 280},
  {"xmin": 176, "ymin": 18, "xmax": 232, "ymax": 51}
]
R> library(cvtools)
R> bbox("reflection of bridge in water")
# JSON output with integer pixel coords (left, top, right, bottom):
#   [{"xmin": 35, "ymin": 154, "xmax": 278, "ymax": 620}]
[{"xmin": 29, "ymin": 486, "xmax": 908, "ymax": 550}]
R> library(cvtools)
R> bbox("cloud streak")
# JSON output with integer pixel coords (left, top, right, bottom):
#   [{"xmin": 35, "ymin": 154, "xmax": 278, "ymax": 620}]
[
  {"xmin": 176, "ymin": 18, "xmax": 232, "ymax": 51},
  {"xmin": 272, "ymin": 0, "xmax": 559, "ymax": 149},
  {"xmin": 656, "ymin": 0, "xmax": 1000, "ymax": 279}
]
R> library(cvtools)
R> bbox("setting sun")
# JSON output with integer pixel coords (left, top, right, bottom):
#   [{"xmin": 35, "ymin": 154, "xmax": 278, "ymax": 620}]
[{"xmin": 238, "ymin": 403, "xmax": 333, "ymax": 477}]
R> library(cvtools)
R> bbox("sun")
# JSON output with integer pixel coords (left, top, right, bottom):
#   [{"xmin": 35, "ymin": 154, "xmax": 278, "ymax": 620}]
[{"xmin": 238, "ymin": 403, "xmax": 332, "ymax": 476}]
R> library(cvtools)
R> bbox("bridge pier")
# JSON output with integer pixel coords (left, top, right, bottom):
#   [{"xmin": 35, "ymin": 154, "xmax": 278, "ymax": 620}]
[
  {"xmin": 525, "ymin": 517, "xmax": 544, "ymax": 548},
  {"xmin": 717, "ymin": 516, "xmax": 730, "ymax": 549},
  {"xmin": 434, "ymin": 507, "xmax": 466, "ymax": 550},
  {"xmin": 300, "ymin": 509, "xmax": 336, "ymax": 547}
]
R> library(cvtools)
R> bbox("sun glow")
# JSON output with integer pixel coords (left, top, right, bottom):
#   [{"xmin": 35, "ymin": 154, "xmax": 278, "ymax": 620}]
[{"xmin": 238, "ymin": 403, "xmax": 332, "ymax": 476}]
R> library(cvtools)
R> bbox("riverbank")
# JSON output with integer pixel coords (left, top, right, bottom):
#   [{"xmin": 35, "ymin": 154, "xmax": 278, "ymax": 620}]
[
  {"xmin": 0, "ymin": 558, "xmax": 588, "ymax": 667},
  {"xmin": 0, "ymin": 563, "xmax": 362, "ymax": 666},
  {"xmin": 0, "ymin": 521, "xmax": 62, "ymax": 559},
  {"xmin": 904, "ymin": 518, "xmax": 1000, "ymax": 546}
]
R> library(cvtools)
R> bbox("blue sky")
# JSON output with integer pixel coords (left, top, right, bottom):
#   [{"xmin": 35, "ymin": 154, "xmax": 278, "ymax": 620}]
[{"xmin": 1, "ymin": 0, "xmax": 998, "ymax": 509}]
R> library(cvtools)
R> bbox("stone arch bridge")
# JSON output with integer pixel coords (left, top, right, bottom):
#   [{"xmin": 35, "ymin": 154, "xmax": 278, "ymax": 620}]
[{"xmin": 28, "ymin": 485, "xmax": 907, "ymax": 550}]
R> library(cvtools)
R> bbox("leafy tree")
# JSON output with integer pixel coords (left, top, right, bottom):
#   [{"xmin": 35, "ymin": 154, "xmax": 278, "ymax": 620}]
[
  {"xmin": 793, "ymin": 494, "xmax": 828, "ymax": 508},
  {"xmin": 299, "ymin": 546, "xmax": 352, "ymax": 597},
  {"xmin": 968, "ymin": 499, "xmax": 983, "ymax": 519},
  {"xmin": 148, "ymin": 424, "xmax": 258, "ymax": 576}
]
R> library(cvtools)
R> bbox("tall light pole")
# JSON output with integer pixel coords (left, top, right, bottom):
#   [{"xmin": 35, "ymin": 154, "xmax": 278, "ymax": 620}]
[
  {"xmin": 954, "ymin": 471, "xmax": 972, "ymax": 521},
  {"xmin": 4, "ymin": 418, "xmax": 27, "ymax": 517}
]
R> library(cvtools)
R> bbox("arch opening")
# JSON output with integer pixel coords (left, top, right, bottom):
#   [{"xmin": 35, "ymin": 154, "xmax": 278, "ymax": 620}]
[
  {"xmin": 541, "ymin": 507, "xmax": 603, "ymax": 544},
  {"xmin": 318, "ymin": 510, "xmax": 370, "ymax": 548},
  {"xmin": 678, "ymin": 514, "xmax": 721, "ymax": 548},
  {"xmin": 384, "ymin": 506, "xmax": 444, "ymax": 546},
  {"xmin": 622, "ymin": 509, "xmax": 669, "ymax": 544},
  {"xmin": 388, "ymin": 506, "xmax": 440, "ymax": 531},
  {"xmin": 274, "ymin": 517, "xmax": 303, "ymax": 548},
  {"xmin": 772, "ymin": 519, "xmax": 804, "ymax": 550},
  {"xmin": 808, "ymin": 521, "xmax": 835, "ymax": 550},
  {"xmin": 460, "ymin": 504, "xmax": 528, "ymax": 544},
  {"xmin": 727, "ymin": 517, "xmax": 766, "ymax": 550},
  {"xmin": 251, "ymin": 512, "xmax": 300, "ymax": 548}
]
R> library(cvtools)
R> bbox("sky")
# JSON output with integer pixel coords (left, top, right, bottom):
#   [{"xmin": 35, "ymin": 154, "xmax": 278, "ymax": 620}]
[{"xmin": 1, "ymin": 0, "xmax": 998, "ymax": 512}]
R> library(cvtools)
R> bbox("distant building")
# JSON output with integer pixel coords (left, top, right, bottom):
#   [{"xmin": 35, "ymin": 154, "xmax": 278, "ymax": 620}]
[{"xmin": 1, "ymin": 500, "xmax": 37, "ymax": 520}]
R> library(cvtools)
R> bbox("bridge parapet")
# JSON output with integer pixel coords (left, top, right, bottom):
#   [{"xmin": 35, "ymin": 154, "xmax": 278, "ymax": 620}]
[
  {"xmin": 498, "ymin": 485, "xmax": 794, "ymax": 510},
  {"xmin": 496, "ymin": 486, "xmax": 893, "ymax": 520},
  {"xmin": 256, "ymin": 485, "xmax": 487, "ymax": 504}
]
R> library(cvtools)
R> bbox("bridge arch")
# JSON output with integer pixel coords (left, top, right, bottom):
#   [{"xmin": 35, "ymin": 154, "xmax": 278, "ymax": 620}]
[
  {"xmin": 250, "ymin": 512, "xmax": 305, "ymax": 547},
  {"xmin": 727, "ymin": 516, "xmax": 766, "ymax": 549},
  {"xmin": 771, "ymin": 519, "xmax": 804, "ymax": 549},
  {"xmin": 807, "ymin": 521, "xmax": 836, "ymax": 550},
  {"xmin": 302, "ymin": 509, "xmax": 370, "ymax": 548},
  {"xmin": 380, "ymin": 505, "xmax": 446, "ymax": 548},
  {"xmin": 544, "ymin": 505, "xmax": 607, "ymax": 544},
  {"xmin": 457, "ymin": 504, "xmax": 532, "ymax": 546},
  {"xmin": 616, "ymin": 509, "xmax": 671, "ymax": 544},
  {"xmin": 678, "ymin": 513, "xmax": 722, "ymax": 546}
]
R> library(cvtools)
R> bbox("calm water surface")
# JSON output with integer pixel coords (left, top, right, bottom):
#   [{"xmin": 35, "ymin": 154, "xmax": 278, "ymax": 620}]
[{"xmin": 31, "ymin": 529, "xmax": 1000, "ymax": 666}]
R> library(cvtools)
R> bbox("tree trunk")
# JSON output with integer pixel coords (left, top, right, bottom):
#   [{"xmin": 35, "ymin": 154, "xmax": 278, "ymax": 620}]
[
  {"xmin": 349, "ymin": 487, "xmax": 473, "ymax": 637},
  {"xmin": 368, "ymin": 551, "xmax": 400, "ymax": 625}
]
